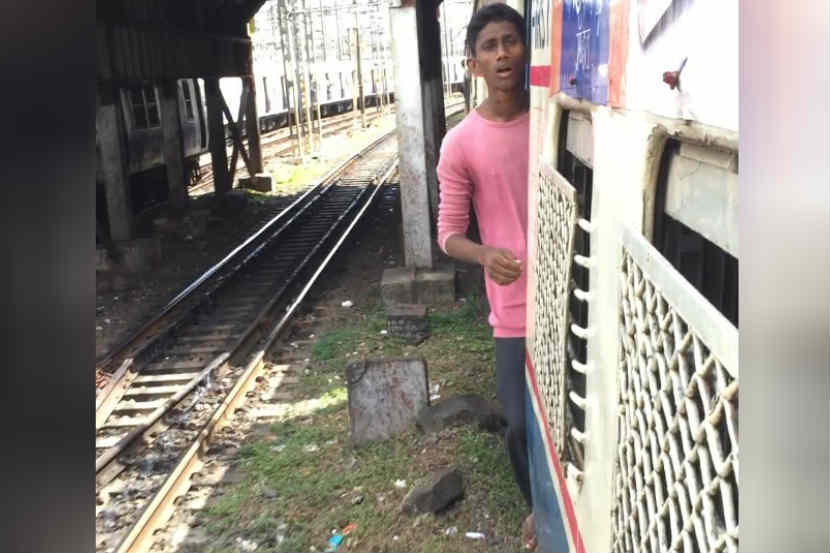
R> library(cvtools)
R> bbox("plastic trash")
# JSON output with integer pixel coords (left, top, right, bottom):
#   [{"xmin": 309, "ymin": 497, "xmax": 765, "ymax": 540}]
[
  {"xmin": 394, "ymin": 479, "xmax": 407, "ymax": 489},
  {"xmin": 465, "ymin": 532, "xmax": 485, "ymax": 540},
  {"xmin": 325, "ymin": 534, "xmax": 343, "ymax": 552},
  {"xmin": 341, "ymin": 523, "xmax": 357, "ymax": 535},
  {"xmin": 341, "ymin": 300, "xmax": 354, "ymax": 308},
  {"xmin": 444, "ymin": 527, "xmax": 458, "ymax": 536}
]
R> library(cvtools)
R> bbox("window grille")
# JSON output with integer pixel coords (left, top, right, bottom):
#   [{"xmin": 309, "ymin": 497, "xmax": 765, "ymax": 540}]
[
  {"xmin": 611, "ymin": 229, "xmax": 739, "ymax": 553},
  {"xmin": 532, "ymin": 163, "xmax": 578, "ymax": 462}
]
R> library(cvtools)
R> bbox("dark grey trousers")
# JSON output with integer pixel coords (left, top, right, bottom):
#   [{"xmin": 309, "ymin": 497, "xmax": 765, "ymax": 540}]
[{"xmin": 495, "ymin": 337, "xmax": 532, "ymax": 508}]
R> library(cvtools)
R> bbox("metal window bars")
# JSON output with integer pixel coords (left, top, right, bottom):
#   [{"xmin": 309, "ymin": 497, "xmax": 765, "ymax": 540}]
[
  {"xmin": 532, "ymin": 163, "xmax": 581, "ymax": 468},
  {"xmin": 611, "ymin": 230, "xmax": 739, "ymax": 553}
]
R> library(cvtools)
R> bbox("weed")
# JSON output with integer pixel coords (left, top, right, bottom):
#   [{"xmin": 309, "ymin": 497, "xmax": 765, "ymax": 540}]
[{"xmin": 197, "ymin": 295, "xmax": 526, "ymax": 553}]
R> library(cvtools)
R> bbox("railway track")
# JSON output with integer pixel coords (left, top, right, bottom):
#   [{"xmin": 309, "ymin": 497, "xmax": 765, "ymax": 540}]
[
  {"xmin": 189, "ymin": 98, "xmax": 465, "ymax": 196},
  {"xmin": 95, "ymin": 131, "xmax": 399, "ymax": 553}
]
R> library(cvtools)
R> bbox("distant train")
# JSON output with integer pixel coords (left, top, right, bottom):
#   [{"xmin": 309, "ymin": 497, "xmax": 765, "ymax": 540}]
[
  {"xmin": 95, "ymin": 52, "xmax": 466, "ymax": 241},
  {"xmin": 221, "ymin": 59, "xmax": 399, "ymax": 134}
]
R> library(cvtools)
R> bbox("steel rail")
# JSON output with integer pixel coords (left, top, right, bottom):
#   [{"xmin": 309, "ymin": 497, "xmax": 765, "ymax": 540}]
[
  {"xmin": 114, "ymin": 151, "xmax": 395, "ymax": 553},
  {"xmin": 97, "ymin": 102, "xmax": 465, "ymax": 417},
  {"xmin": 96, "ymin": 134, "xmax": 397, "ymax": 476},
  {"xmin": 95, "ymin": 130, "xmax": 394, "ymax": 376}
]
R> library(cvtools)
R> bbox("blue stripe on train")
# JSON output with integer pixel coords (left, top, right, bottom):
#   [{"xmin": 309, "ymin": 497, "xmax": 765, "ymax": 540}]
[{"xmin": 526, "ymin": 386, "xmax": 570, "ymax": 553}]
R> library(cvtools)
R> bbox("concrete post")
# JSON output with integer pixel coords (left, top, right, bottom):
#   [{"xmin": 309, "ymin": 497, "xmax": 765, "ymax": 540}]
[
  {"xmin": 390, "ymin": 0, "xmax": 434, "ymax": 268},
  {"xmin": 97, "ymin": 85, "xmax": 134, "ymax": 241},
  {"xmin": 160, "ymin": 80, "xmax": 189, "ymax": 210},
  {"xmin": 204, "ymin": 77, "xmax": 231, "ymax": 197}
]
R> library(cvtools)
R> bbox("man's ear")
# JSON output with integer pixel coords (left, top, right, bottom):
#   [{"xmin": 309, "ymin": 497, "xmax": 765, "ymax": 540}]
[{"xmin": 467, "ymin": 57, "xmax": 481, "ymax": 78}]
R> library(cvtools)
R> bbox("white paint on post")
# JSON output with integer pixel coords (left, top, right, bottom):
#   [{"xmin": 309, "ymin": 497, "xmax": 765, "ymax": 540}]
[{"xmin": 390, "ymin": 2, "xmax": 433, "ymax": 269}]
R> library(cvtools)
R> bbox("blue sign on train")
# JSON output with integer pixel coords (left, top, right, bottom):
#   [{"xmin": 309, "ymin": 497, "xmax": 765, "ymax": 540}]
[{"xmin": 560, "ymin": 0, "xmax": 610, "ymax": 105}]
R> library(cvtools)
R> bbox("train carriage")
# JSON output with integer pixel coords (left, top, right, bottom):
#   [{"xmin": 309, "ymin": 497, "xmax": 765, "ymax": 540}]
[{"xmin": 470, "ymin": 1, "xmax": 739, "ymax": 551}]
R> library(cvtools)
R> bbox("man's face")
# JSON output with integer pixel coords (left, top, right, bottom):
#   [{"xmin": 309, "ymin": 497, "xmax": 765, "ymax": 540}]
[{"xmin": 467, "ymin": 20, "xmax": 525, "ymax": 92}]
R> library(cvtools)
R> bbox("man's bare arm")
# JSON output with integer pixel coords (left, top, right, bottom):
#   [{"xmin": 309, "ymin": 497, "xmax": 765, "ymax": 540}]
[{"xmin": 444, "ymin": 234, "xmax": 521, "ymax": 286}]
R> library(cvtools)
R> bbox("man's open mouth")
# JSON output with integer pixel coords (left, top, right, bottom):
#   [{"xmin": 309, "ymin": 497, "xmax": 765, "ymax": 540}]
[{"xmin": 496, "ymin": 67, "xmax": 513, "ymax": 77}]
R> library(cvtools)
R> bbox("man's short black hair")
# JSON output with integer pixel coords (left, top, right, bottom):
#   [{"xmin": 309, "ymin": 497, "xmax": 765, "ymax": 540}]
[{"xmin": 465, "ymin": 3, "xmax": 525, "ymax": 57}]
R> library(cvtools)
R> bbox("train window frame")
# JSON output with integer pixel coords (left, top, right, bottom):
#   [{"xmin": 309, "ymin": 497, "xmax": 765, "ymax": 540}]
[
  {"xmin": 181, "ymin": 81, "xmax": 196, "ymax": 121},
  {"xmin": 262, "ymin": 76, "xmax": 271, "ymax": 114},
  {"xmin": 556, "ymin": 108, "xmax": 594, "ymax": 472},
  {"xmin": 125, "ymin": 85, "xmax": 161, "ymax": 131},
  {"xmin": 652, "ymin": 139, "xmax": 739, "ymax": 327}
]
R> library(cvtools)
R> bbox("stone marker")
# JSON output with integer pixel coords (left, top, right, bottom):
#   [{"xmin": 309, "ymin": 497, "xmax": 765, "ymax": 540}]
[
  {"xmin": 387, "ymin": 303, "xmax": 429, "ymax": 344},
  {"xmin": 416, "ymin": 393, "xmax": 506, "ymax": 434},
  {"xmin": 401, "ymin": 467, "xmax": 464, "ymax": 515},
  {"xmin": 346, "ymin": 358, "xmax": 429, "ymax": 446},
  {"xmin": 237, "ymin": 173, "xmax": 274, "ymax": 193}
]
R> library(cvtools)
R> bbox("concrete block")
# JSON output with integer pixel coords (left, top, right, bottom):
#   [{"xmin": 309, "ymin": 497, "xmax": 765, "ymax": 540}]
[
  {"xmin": 414, "ymin": 267, "xmax": 455, "ymax": 305},
  {"xmin": 387, "ymin": 303, "xmax": 429, "ymax": 344},
  {"xmin": 238, "ymin": 173, "xmax": 273, "ymax": 193},
  {"xmin": 346, "ymin": 357, "xmax": 429, "ymax": 446},
  {"xmin": 381, "ymin": 266, "xmax": 416, "ymax": 307},
  {"xmin": 112, "ymin": 237, "xmax": 162, "ymax": 273}
]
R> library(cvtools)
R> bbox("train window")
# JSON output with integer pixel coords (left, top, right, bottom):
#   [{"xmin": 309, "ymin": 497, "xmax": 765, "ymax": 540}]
[
  {"xmin": 181, "ymin": 81, "xmax": 195, "ymax": 120},
  {"xmin": 262, "ymin": 76, "xmax": 271, "ymax": 113},
  {"xmin": 129, "ymin": 85, "xmax": 160, "ymax": 130},
  {"xmin": 653, "ymin": 140, "xmax": 739, "ymax": 326},
  {"xmin": 281, "ymin": 77, "xmax": 289, "ymax": 109},
  {"xmin": 145, "ymin": 86, "xmax": 160, "ymax": 127},
  {"xmin": 130, "ymin": 89, "xmax": 148, "ymax": 129},
  {"xmin": 557, "ymin": 109, "xmax": 594, "ymax": 471}
]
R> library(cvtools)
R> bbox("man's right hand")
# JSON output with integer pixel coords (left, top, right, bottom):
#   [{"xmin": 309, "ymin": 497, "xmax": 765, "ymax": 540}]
[{"xmin": 479, "ymin": 246, "xmax": 522, "ymax": 285}]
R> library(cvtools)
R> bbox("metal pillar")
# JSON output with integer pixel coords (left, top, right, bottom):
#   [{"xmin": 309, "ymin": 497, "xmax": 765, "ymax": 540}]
[
  {"xmin": 97, "ymin": 85, "xmax": 134, "ymax": 241},
  {"xmin": 354, "ymin": 1, "xmax": 366, "ymax": 128},
  {"xmin": 442, "ymin": 4, "xmax": 451, "ymax": 97},
  {"xmin": 418, "ymin": 0, "xmax": 447, "ymax": 226},
  {"xmin": 389, "ymin": 0, "xmax": 434, "ymax": 268},
  {"xmin": 275, "ymin": 1, "xmax": 295, "ymax": 139},
  {"xmin": 300, "ymin": 0, "xmax": 315, "ymax": 152},
  {"xmin": 204, "ymin": 77, "xmax": 231, "ymax": 197},
  {"xmin": 287, "ymin": 0, "xmax": 307, "ymax": 158}
]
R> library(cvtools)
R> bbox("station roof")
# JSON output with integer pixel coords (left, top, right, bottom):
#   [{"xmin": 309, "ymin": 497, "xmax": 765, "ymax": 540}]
[{"xmin": 98, "ymin": 0, "xmax": 268, "ymax": 84}]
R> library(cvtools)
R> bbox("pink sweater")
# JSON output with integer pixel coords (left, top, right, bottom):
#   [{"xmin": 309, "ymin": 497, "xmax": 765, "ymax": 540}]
[{"xmin": 436, "ymin": 109, "xmax": 529, "ymax": 338}]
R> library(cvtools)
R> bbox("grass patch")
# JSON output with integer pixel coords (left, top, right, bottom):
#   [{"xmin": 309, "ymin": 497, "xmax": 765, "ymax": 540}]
[{"xmin": 197, "ymin": 296, "xmax": 526, "ymax": 553}]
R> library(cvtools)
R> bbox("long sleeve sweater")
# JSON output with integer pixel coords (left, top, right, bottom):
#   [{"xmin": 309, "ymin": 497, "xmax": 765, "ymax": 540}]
[{"xmin": 436, "ymin": 108, "xmax": 530, "ymax": 338}]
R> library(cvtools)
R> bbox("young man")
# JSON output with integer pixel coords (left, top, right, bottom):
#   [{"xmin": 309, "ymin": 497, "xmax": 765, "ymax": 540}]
[{"xmin": 436, "ymin": 4, "xmax": 535, "ymax": 550}]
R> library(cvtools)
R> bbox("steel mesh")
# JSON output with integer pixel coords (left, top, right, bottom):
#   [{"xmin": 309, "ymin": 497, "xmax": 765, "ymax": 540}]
[
  {"xmin": 611, "ymin": 244, "xmax": 739, "ymax": 553},
  {"xmin": 532, "ymin": 165, "xmax": 578, "ymax": 458}
]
